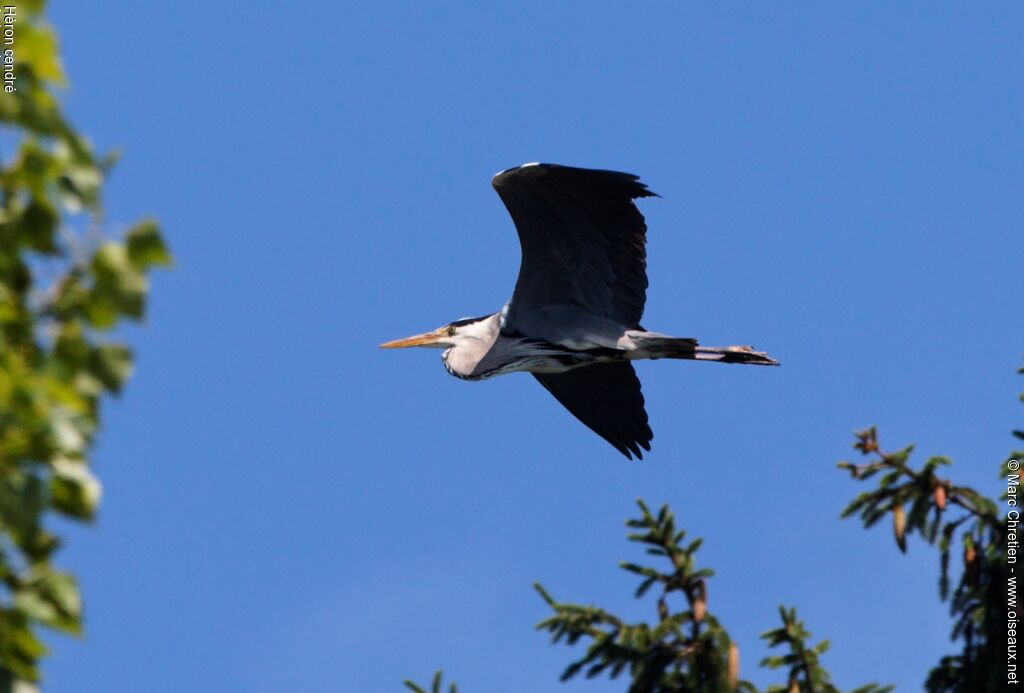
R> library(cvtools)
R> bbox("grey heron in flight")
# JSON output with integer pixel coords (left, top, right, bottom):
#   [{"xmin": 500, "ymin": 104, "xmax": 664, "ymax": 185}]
[{"xmin": 381, "ymin": 163, "xmax": 777, "ymax": 459}]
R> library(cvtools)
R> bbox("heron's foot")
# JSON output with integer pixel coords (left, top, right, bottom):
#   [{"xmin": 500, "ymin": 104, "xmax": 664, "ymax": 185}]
[{"xmin": 723, "ymin": 345, "xmax": 780, "ymax": 366}]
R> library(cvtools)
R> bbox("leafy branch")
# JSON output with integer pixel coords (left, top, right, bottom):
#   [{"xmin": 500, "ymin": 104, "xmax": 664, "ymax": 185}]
[
  {"xmin": 534, "ymin": 500, "xmax": 742, "ymax": 692},
  {"xmin": 407, "ymin": 366, "xmax": 1023, "ymax": 692},
  {"xmin": 760, "ymin": 606, "xmax": 891, "ymax": 693},
  {"xmin": 0, "ymin": 1, "xmax": 170, "ymax": 687},
  {"xmin": 409, "ymin": 501, "xmax": 888, "ymax": 693},
  {"xmin": 836, "ymin": 365, "xmax": 1022, "ymax": 692},
  {"xmin": 404, "ymin": 670, "xmax": 458, "ymax": 693}
]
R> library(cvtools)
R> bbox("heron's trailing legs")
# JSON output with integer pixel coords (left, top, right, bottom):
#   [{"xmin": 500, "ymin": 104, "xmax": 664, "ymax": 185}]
[
  {"xmin": 693, "ymin": 344, "xmax": 778, "ymax": 366},
  {"xmin": 627, "ymin": 333, "xmax": 779, "ymax": 366}
]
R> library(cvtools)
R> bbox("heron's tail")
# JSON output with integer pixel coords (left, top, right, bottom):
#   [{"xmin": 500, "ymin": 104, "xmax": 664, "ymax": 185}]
[{"xmin": 629, "ymin": 333, "xmax": 779, "ymax": 366}]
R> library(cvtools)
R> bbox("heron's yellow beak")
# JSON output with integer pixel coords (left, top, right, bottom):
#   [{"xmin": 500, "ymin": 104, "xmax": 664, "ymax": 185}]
[{"xmin": 379, "ymin": 329, "xmax": 446, "ymax": 349}]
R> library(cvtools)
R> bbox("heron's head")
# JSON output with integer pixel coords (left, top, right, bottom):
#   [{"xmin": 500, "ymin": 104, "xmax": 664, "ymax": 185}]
[{"xmin": 379, "ymin": 315, "xmax": 493, "ymax": 351}]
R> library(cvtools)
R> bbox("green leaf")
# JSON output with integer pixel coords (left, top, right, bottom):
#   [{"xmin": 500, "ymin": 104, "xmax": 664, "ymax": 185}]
[
  {"xmin": 49, "ymin": 457, "xmax": 102, "ymax": 520},
  {"xmin": 20, "ymin": 199, "xmax": 59, "ymax": 251},
  {"xmin": 125, "ymin": 221, "xmax": 171, "ymax": 269},
  {"xmin": 88, "ymin": 242, "xmax": 147, "ymax": 322},
  {"xmin": 13, "ymin": 570, "xmax": 82, "ymax": 635},
  {"xmin": 13, "ymin": 22, "xmax": 65, "ymax": 85},
  {"xmin": 88, "ymin": 344, "xmax": 133, "ymax": 393}
]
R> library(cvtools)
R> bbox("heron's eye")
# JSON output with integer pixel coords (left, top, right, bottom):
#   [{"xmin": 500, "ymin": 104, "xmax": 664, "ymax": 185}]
[{"xmin": 446, "ymin": 326, "xmax": 457, "ymax": 337}]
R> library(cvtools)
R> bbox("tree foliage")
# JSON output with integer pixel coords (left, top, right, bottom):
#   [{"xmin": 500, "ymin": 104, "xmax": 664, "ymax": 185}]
[
  {"xmin": 407, "ymin": 366, "xmax": 1021, "ymax": 692},
  {"xmin": 534, "ymin": 499, "xmax": 747, "ymax": 692},
  {"xmin": 409, "ymin": 500, "xmax": 890, "ymax": 693},
  {"xmin": 0, "ymin": 1, "xmax": 169, "ymax": 687},
  {"xmin": 404, "ymin": 670, "xmax": 458, "ymax": 693},
  {"xmin": 837, "ymin": 375, "xmax": 1020, "ymax": 692},
  {"xmin": 758, "ymin": 606, "xmax": 888, "ymax": 693}
]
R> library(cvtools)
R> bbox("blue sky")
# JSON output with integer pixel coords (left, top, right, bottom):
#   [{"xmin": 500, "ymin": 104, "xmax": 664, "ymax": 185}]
[{"xmin": 40, "ymin": 2, "xmax": 1022, "ymax": 691}]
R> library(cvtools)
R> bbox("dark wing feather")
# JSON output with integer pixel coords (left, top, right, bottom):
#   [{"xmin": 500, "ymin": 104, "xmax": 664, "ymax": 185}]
[
  {"xmin": 492, "ymin": 163, "xmax": 656, "ymax": 333},
  {"xmin": 532, "ymin": 362, "xmax": 653, "ymax": 459}
]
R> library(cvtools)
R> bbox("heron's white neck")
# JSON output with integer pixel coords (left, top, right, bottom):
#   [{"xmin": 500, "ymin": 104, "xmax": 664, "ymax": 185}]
[{"xmin": 441, "ymin": 313, "xmax": 501, "ymax": 379}]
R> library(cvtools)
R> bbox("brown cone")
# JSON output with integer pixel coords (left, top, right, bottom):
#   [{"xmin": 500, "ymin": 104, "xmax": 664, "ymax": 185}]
[
  {"xmin": 693, "ymin": 579, "xmax": 707, "ymax": 623},
  {"xmin": 727, "ymin": 642, "xmax": 740, "ymax": 689},
  {"xmin": 892, "ymin": 504, "xmax": 907, "ymax": 553}
]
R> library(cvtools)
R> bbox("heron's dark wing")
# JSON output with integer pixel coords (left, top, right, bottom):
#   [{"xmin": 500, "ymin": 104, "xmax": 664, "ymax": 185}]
[
  {"xmin": 533, "ymin": 362, "xmax": 653, "ymax": 460},
  {"xmin": 492, "ymin": 163, "xmax": 656, "ymax": 333}
]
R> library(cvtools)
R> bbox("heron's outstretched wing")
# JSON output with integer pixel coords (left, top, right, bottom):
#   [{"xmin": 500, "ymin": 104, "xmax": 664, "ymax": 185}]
[
  {"xmin": 532, "ymin": 362, "xmax": 653, "ymax": 459},
  {"xmin": 492, "ymin": 163, "xmax": 656, "ymax": 337}
]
